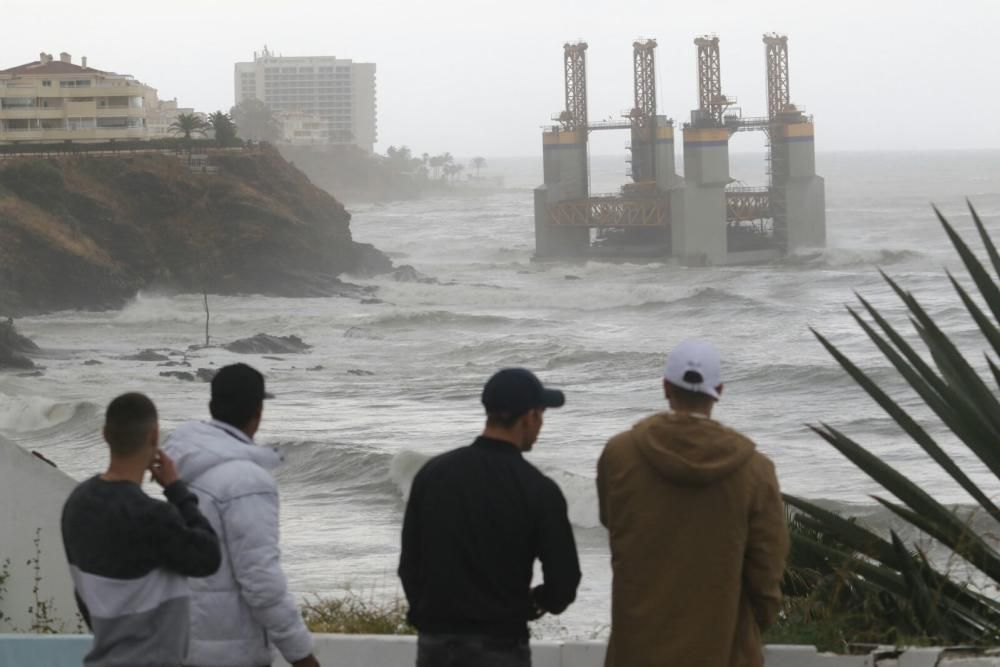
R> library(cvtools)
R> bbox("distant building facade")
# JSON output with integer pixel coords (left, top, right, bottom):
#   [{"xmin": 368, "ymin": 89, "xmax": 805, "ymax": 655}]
[
  {"xmin": 0, "ymin": 52, "xmax": 147, "ymax": 143},
  {"xmin": 234, "ymin": 47, "xmax": 377, "ymax": 152},
  {"xmin": 276, "ymin": 111, "xmax": 330, "ymax": 145},
  {"xmin": 143, "ymin": 88, "xmax": 196, "ymax": 139}
]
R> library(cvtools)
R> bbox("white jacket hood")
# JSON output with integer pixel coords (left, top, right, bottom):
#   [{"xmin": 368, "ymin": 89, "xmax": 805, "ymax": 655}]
[
  {"xmin": 167, "ymin": 420, "xmax": 282, "ymax": 483},
  {"xmin": 162, "ymin": 420, "xmax": 312, "ymax": 666}
]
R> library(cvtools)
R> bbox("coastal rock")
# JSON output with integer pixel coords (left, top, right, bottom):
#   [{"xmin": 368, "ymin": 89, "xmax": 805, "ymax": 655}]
[
  {"xmin": 391, "ymin": 265, "xmax": 436, "ymax": 284},
  {"xmin": 224, "ymin": 334, "xmax": 311, "ymax": 355},
  {"xmin": 83, "ymin": 359, "xmax": 103, "ymax": 366},
  {"xmin": 0, "ymin": 147, "xmax": 393, "ymax": 315},
  {"xmin": 121, "ymin": 349, "xmax": 171, "ymax": 362},
  {"xmin": 196, "ymin": 368, "xmax": 216, "ymax": 383},
  {"xmin": 360, "ymin": 298, "xmax": 384, "ymax": 305},
  {"xmin": 160, "ymin": 370, "xmax": 195, "ymax": 382},
  {"xmin": 347, "ymin": 369, "xmax": 374, "ymax": 376},
  {"xmin": 0, "ymin": 320, "xmax": 38, "ymax": 369}
]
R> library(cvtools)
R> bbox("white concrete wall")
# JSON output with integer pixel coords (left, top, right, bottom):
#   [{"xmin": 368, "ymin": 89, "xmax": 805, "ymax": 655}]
[
  {"xmin": 3, "ymin": 635, "xmax": 999, "ymax": 667},
  {"xmin": 0, "ymin": 436, "xmax": 80, "ymax": 632}
]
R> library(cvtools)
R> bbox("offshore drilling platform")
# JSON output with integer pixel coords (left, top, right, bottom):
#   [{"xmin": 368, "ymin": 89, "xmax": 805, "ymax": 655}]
[{"xmin": 533, "ymin": 34, "xmax": 826, "ymax": 264}]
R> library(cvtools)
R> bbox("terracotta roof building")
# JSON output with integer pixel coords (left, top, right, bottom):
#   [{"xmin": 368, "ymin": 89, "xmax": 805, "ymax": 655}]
[{"xmin": 0, "ymin": 52, "xmax": 148, "ymax": 143}]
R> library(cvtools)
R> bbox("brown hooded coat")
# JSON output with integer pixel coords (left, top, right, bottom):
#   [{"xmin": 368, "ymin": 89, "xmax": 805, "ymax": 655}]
[{"xmin": 597, "ymin": 412, "xmax": 789, "ymax": 667}]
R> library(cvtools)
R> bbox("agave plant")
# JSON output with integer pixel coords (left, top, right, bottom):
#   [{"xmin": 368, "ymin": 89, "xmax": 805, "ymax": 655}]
[{"xmin": 785, "ymin": 202, "xmax": 1000, "ymax": 646}]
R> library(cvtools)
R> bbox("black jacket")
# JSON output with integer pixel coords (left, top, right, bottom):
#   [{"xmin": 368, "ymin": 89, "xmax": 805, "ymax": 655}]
[{"xmin": 398, "ymin": 436, "xmax": 581, "ymax": 638}]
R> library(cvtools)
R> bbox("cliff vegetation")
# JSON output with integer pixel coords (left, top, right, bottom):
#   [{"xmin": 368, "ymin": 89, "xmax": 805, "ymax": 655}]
[{"xmin": 0, "ymin": 146, "xmax": 390, "ymax": 314}]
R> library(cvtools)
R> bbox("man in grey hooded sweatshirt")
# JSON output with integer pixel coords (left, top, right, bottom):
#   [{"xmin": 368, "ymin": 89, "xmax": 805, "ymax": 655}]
[{"xmin": 164, "ymin": 363, "xmax": 319, "ymax": 667}]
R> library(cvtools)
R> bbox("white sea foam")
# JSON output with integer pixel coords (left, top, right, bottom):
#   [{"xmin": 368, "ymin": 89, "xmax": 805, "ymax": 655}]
[
  {"xmin": 388, "ymin": 449, "xmax": 432, "ymax": 501},
  {"xmin": 0, "ymin": 394, "xmax": 92, "ymax": 434}
]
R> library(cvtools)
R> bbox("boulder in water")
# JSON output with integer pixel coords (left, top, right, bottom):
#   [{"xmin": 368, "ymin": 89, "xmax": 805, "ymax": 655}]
[
  {"xmin": 122, "ymin": 349, "xmax": 171, "ymax": 362},
  {"xmin": 391, "ymin": 265, "xmax": 436, "ymax": 284},
  {"xmin": 347, "ymin": 369, "xmax": 374, "ymax": 376},
  {"xmin": 0, "ymin": 319, "xmax": 38, "ymax": 369},
  {"xmin": 196, "ymin": 368, "xmax": 216, "ymax": 383},
  {"xmin": 224, "ymin": 334, "xmax": 311, "ymax": 355},
  {"xmin": 83, "ymin": 359, "xmax": 103, "ymax": 366},
  {"xmin": 160, "ymin": 370, "xmax": 195, "ymax": 382}
]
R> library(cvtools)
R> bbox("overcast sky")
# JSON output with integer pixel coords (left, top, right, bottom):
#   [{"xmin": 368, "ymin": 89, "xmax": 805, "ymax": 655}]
[{"xmin": 6, "ymin": 0, "xmax": 999, "ymax": 157}]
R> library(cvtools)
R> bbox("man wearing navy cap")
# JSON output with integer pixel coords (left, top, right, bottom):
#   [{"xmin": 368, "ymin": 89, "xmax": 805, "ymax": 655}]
[{"xmin": 399, "ymin": 368, "xmax": 581, "ymax": 667}]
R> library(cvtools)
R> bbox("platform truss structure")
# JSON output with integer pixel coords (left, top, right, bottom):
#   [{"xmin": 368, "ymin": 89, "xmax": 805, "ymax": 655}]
[
  {"xmin": 725, "ymin": 187, "xmax": 771, "ymax": 224},
  {"xmin": 562, "ymin": 43, "xmax": 589, "ymax": 131},
  {"xmin": 695, "ymin": 36, "xmax": 730, "ymax": 125},
  {"xmin": 631, "ymin": 39, "xmax": 657, "ymax": 127},
  {"xmin": 548, "ymin": 196, "xmax": 670, "ymax": 228},
  {"xmin": 764, "ymin": 34, "xmax": 790, "ymax": 119}
]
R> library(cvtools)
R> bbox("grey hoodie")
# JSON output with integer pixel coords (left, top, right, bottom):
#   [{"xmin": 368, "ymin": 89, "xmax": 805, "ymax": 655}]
[{"xmin": 163, "ymin": 420, "xmax": 313, "ymax": 667}]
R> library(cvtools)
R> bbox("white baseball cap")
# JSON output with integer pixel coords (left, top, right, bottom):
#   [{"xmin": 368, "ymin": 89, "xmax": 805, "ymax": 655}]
[{"xmin": 663, "ymin": 340, "xmax": 722, "ymax": 400}]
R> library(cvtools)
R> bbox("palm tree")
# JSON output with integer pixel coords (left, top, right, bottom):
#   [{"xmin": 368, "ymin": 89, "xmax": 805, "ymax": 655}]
[
  {"xmin": 428, "ymin": 155, "xmax": 445, "ymax": 180},
  {"xmin": 471, "ymin": 156, "xmax": 486, "ymax": 178},
  {"xmin": 787, "ymin": 202, "xmax": 1000, "ymax": 645},
  {"xmin": 169, "ymin": 113, "xmax": 209, "ymax": 165},
  {"xmin": 168, "ymin": 113, "xmax": 208, "ymax": 141},
  {"xmin": 207, "ymin": 111, "xmax": 238, "ymax": 148}
]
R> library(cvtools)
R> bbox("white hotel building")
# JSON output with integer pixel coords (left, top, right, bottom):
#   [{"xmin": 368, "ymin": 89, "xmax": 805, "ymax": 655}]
[{"xmin": 234, "ymin": 47, "xmax": 377, "ymax": 153}]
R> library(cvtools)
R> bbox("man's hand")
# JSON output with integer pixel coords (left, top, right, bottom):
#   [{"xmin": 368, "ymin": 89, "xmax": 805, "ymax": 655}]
[
  {"xmin": 292, "ymin": 655, "xmax": 320, "ymax": 667},
  {"xmin": 149, "ymin": 449, "xmax": 179, "ymax": 488},
  {"xmin": 528, "ymin": 586, "xmax": 546, "ymax": 620}
]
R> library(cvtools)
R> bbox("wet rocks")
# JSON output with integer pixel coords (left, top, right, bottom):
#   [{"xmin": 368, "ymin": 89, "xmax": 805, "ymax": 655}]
[
  {"xmin": 224, "ymin": 334, "xmax": 312, "ymax": 355},
  {"xmin": 121, "ymin": 349, "xmax": 171, "ymax": 362},
  {"xmin": 0, "ymin": 319, "xmax": 39, "ymax": 370},
  {"xmin": 160, "ymin": 370, "xmax": 195, "ymax": 382},
  {"xmin": 160, "ymin": 368, "xmax": 216, "ymax": 383},
  {"xmin": 391, "ymin": 265, "xmax": 436, "ymax": 284}
]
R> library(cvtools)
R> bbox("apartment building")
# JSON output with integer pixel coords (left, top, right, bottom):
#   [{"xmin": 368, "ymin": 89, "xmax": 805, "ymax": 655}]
[
  {"xmin": 142, "ymin": 88, "xmax": 199, "ymax": 140},
  {"xmin": 0, "ymin": 52, "xmax": 147, "ymax": 143},
  {"xmin": 234, "ymin": 47, "xmax": 377, "ymax": 152}
]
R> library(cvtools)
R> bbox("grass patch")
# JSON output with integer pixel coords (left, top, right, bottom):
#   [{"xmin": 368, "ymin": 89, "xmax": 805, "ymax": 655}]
[{"xmin": 301, "ymin": 593, "xmax": 414, "ymax": 635}]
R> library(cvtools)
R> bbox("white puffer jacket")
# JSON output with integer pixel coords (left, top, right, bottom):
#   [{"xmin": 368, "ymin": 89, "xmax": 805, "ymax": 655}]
[{"xmin": 163, "ymin": 420, "xmax": 313, "ymax": 667}]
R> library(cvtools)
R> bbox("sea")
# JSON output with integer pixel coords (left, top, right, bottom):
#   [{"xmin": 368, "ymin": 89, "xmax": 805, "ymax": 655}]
[{"xmin": 2, "ymin": 151, "xmax": 1000, "ymax": 638}]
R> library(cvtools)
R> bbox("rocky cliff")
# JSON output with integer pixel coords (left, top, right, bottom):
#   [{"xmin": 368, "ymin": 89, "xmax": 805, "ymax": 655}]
[{"xmin": 0, "ymin": 146, "xmax": 390, "ymax": 314}]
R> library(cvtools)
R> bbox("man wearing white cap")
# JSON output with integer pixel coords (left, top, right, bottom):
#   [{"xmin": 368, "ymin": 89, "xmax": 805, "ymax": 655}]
[{"xmin": 597, "ymin": 340, "xmax": 789, "ymax": 667}]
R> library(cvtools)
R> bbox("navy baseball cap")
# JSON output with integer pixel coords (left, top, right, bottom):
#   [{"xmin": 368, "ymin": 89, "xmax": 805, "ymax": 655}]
[
  {"xmin": 481, "ymin": 368, "xmax": 565, "ymax": 416},
  {"xmin": 211, "ymin": 363, "xmax": 274, "ymax": 402}
]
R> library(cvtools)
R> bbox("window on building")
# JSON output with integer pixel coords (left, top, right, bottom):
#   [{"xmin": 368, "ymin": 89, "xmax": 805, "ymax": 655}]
[
  {"xmin": 42, "ymin": 80, "xmax": 52, "ymax": 87},
  {"xmin": 67, "ymin": 117, "xmax": 96, "ymax": 130},
  {"xmin": 1, "ymin": 97, "xmax": 37, "ymax": 109}
]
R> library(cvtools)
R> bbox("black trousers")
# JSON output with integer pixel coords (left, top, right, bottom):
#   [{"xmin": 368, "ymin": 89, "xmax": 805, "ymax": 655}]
[{"xmin": 416, "ymin": 633, "xmax": 531, "ymax": 667}]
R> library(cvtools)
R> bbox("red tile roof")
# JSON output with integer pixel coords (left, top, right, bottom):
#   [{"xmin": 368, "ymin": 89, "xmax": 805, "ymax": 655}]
[{"xmin": 0, "ymin": 61, "xmax": 110, "ymax": 75}]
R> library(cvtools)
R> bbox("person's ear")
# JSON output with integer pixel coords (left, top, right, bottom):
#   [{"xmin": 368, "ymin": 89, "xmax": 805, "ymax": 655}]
[
  {"xmin": 663, "ymin": 380, "xmax": 672, "ymax": 401},
  {"xmin": 715, "ymin": 384, "xmax": 724, "ymax": 399}
]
